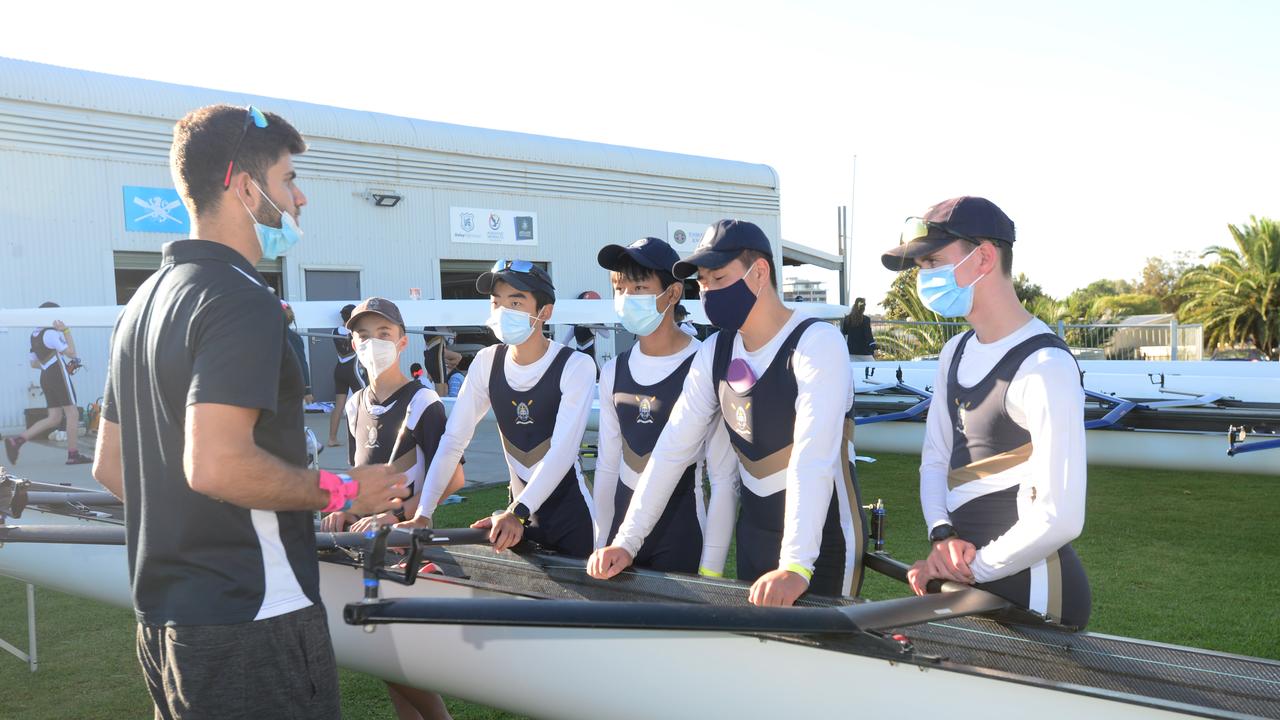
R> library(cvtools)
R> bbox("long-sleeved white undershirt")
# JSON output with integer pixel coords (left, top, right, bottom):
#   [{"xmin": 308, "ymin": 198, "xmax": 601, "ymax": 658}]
[
  {"xmin": 920, "ymin": 318, "xmax": 1087, "ymax": 583},
  {"xmin": 614, "ymin": 312, "xmax": 854, "ymax": 578},
  {"xmin": 415, "ymin": 342, "xmax": 596, "ymax": 518},
  {"xmin": 595, "ymin": 338, "xmax": 740, "ymax": 574}
]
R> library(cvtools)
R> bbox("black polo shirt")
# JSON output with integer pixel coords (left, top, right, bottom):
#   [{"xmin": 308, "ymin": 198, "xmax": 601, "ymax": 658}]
[{"xmin": 102, "ymin": 239, "xmax": 319, "ymax": 625}]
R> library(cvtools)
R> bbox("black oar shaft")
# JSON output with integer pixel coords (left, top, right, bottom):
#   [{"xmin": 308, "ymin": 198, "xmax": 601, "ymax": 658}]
[
  {"xmin": 25, "ymin": 491, "xmax": 120, "ymax": 507},
  {"xmin": 345, "ymin": 588, "xmax": 1010, "ymax": 635},
  {"xmin": 315, "ymin": 527, "xmax": 490, "ymax": 549},
  {"xmin": 0, "ymin": 525, "xmax": 488, "ymax": 549},
  {"xmin": 0, "ymin": 525, "xmax": 125, "ymax": 545},
  {"xmin": 345, "ymin": 598, "xmax": 859, "ymax": 634}
]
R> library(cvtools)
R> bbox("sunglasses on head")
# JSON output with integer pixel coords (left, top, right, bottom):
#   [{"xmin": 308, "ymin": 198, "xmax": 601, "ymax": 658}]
[
  {"xmin": 899, "ymin": 216, "xmax": 984, "ymax": 246},
  {"xmin": 492, "ymin": 259, "xmax": 538, "ymax": 274},
  {"xmin": 222, "ymin": 105, "xmax": 269, "ymax": 189}
]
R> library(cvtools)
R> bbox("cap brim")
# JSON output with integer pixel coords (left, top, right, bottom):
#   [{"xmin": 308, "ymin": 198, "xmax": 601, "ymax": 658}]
[
  {"xmin": 672, "ymin": 248, "xmax": 740, "ymax": 279},
  {"xmin": 597, "ymin": 244, "xmax": 660, "ymax": 273},
  {"xmin": 879, "ymin": 235, "xmax": 958, "ymax": 272},
  {"xmin": 346, "ymin": 309, "xmax": 401, "ymax": 330},
  {"xmin": 476, "ymin": 270, "xmax": 555, "ymax": 301}
]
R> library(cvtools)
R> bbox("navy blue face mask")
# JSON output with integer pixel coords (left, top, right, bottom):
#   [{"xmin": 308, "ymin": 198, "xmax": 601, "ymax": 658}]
[{"xmin": 700, "ymin": 264, "xmax": 759, "ymax": 333}]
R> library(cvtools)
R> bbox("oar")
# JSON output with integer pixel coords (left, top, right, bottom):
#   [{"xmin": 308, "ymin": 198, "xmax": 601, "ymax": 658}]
[
  {"xmin": 316, "ymin": 527, "xmax": 490, "ymax": 549},
  {"xmin": 0, "ymin": 524, "xmax": 490, "ymax": 549},
  {"xmin": 343, "ymin": 587, "xmax": 1010, "ymax": 635}
]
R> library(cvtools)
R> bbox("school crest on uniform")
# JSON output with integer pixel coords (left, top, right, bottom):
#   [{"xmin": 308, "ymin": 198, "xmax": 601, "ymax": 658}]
[
  {"xmin": 365, "ymin": 424, "xmax": 379, "ymax": 449},
  {"xmin": 513, "ymin": 399, "xmax": 535, "ymax": 425},
  {"xmin": 731, "ymin": 401, "xmax": 752, "ymax": 436},
  {"xmin": 636, "ymin": 395, "xmax": 655, "ymax": 424}
]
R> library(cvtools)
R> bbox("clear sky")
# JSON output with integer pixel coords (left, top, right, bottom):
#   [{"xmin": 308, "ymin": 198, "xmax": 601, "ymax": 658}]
[{"xmin": 5, "ymin": 0, "xmax": 1278, "ymax": 310}]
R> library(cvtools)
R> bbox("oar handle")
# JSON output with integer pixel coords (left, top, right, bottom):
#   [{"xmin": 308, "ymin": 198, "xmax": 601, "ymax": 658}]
[{"xmin": 863, "ymin": 551, "xmax": 968, "ymax": 594}]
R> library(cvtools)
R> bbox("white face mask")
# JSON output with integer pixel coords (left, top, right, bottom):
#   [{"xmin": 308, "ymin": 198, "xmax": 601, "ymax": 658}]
[{"xmin": 355, "ymin": 337, "xmax": 399, "ymax": 377}]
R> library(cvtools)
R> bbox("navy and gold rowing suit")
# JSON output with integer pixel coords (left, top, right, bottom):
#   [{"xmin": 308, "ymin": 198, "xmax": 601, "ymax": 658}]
[
  {"xmin": 608, "ymin": 349, "xmax": 702, "ymax": 572},
  {"xmin": 712, "ymin": 318, "xmax": 865, "ymax": 597},
  {"xmin": 945, "ymin": 330, "xmax": 1091, "ymax": 627},
  {"xmin": 489, "ymin": 345, "xmax": 595, "ymax": 557}
]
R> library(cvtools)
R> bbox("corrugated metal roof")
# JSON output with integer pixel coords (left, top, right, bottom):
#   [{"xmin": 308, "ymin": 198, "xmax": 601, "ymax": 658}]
[{"xmin": 0, "ymin": 56, "xmax": 778, "ymax": 190}]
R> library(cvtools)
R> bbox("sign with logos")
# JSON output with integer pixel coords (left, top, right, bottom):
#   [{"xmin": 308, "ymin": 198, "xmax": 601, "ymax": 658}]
[
  {"xmin": 666, "ymin": 221, "xmax": 710, "ymax": 255},
  {"xmin": 450, "ymin": 207, "xmax": 538, "ymax": 246},
  {"xmin": 123, "ymin": 186, "xmax": 189, "ymax": 233}
]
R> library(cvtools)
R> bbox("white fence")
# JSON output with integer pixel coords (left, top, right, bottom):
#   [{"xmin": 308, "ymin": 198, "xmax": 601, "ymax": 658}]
[{"xmin": 870, "ymin": 319, "xmax": 1204, "ymax": 361}]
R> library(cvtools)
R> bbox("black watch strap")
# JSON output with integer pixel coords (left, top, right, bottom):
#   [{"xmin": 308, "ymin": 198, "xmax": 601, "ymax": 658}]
[
  {"xmin": 508, "ymin": 502, "xmax": 531, "ymax": 526},
  {"xmin": 929, "ymin": 523, "xmax": 957, "ymax": 544}
]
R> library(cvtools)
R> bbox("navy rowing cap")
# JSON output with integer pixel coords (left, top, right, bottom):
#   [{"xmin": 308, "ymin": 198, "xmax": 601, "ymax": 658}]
[
  {"xmin": 346, "ymin": 296, "xmax": 406, "ymax": 330},
  {"xmin": 476, "ymin": 261, "xmax": 557, "ymax": 301},
  {"xmin": 672, "ymin": 219, "xmax": 772, "ymax": 279},
  {"xmin": 598, "ymin": 236, "xmax": 681, "ymax": 275},
  {"xmin": 881, "ymin": 196, "xmax": 1016, "ymax": 271}
]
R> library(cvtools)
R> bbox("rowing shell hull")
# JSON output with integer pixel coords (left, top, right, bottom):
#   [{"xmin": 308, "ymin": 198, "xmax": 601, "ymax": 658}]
[
  {"xmin": 855, "ymin": 420, "xmax": 1279, "ymax": 476},
  {"xmin": 0, "ymin": 515, "xmax": 1200, "ymax": 720}
]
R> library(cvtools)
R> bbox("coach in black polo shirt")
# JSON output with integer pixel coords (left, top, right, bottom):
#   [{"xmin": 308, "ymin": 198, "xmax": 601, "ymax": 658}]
[{"xmin": 91, "ymin": 105, "xmax": 408, "ymax": 720}]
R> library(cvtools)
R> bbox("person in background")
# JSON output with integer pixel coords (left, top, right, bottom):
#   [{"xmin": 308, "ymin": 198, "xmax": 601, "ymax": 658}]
[
  {"xmin": 423, "ymin": 327, "xmax": 463, "ymax": 396},
  {"xmin": 675, "ymin": 303, "xmax": 698, "ymax": 338},
  {"xmin": 328, "ymin": 303, "xmax": 368, "ymax": 448},
  {"xmin": 565, "ymin": 290, "xmax": 604, "ymax": 375},
  {"xmin": 4, "ymin": 301, "xmax": 93, "ymax": 465},
  {"xmin": 841, "ymin": 297, "xmax": 877, "ymax": 361},
  {"xmin": 281, "ymin": 301, "xmax": 314, "ymax": 404}
]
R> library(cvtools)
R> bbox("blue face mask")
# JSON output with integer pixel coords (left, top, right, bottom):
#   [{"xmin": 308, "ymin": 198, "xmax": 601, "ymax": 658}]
[
  {"xmin": 701, "ymin": 264, "xmax": 758, "ymax": 332},
  {"xmin": 242, "ymin": 179, "xmax": 302, "ymax": 260},
  {"xmin": 487, "ymin": 306, "xmax": 541, "ymax": 345},
  {"xmin": 916, "ymin": 246, "xmax": 987, "ymax": 317},
  {"xmin": 614, "ymin": 291, "xmax": 672, "ymax": 337}
]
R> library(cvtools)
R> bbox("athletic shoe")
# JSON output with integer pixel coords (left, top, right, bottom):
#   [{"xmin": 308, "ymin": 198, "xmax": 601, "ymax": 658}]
[
  {"xmin": 4, "ymin": 437, "xmax": 19, "ymax": 465},
  {"xmin": 66, "ymin": 452, "xmax": 93, "ymax": 466}
]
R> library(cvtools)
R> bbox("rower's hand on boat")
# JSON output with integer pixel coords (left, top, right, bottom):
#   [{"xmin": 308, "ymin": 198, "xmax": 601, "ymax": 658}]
[
  {"xmin": 586, "ymin": 546, "xmax": 634, "ymax": 579},
  {"xmin": 749, "ymin": 569, "xmax": 809, "ymax": 607},
  {"xmin": 393, "ymin": 514, "xmax": 432, "ymax": 531},
  {"xmin": 320, "ymin": 511, "xmax": 356, "ymax": 532},
  {"xmin": 907, "ymin": 539, "xmax": 977, "ymax": 595},
  {"xmin": 349, "ymin": 513, "xmax": 398, "ymax": 533},
  {"xmin": 347, "ymin": 465, "xmax": 411, "ymax": 517},
  {"xmin": 471, "ymin": 513, "xmax": 524, "ymax": 552}
]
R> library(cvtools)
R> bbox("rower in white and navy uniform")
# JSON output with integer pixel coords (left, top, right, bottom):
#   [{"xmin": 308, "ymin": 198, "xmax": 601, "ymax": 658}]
[
  {"xmin": 405, "ymin": 261, "xmax": 597, "ymax": 558},
  {"xmin": 591, "ymin": 221, "xmax": 865, "ymax": 606},
  {"xmin": 590, "ymin": 237, "xmax": 739, "ymax": 576},
  {"xmin": 320, "ymin": 297, "xmax": 463, "ymax": 720},
  {"xmin": 883, "ymin": 196, "xmax": 1091, "ymax": 628},
  {"xmin": 4, "ymin": 301, "xmax": 93, "ymax": 465}
]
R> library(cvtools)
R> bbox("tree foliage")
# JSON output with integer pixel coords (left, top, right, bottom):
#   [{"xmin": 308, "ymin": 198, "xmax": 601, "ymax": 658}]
[{"xmin": 1176, "ymin": 216, "xmax": 1280, "ymax": 357}]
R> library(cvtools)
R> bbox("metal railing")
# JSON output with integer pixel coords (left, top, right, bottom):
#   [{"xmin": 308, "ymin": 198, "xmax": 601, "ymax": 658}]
[{"xmin": 867, "ymin": 319, "xmax": 1204, "ymax": 361}]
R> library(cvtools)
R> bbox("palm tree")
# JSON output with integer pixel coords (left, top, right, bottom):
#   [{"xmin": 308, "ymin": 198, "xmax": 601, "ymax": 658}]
[
  {"xmin": 1177, "ymin": 216, "xmax": 1280, "ymax": 358},
  {"xmin": 875, "ymin": 267, "xmax": 964, "ymax": 360}
]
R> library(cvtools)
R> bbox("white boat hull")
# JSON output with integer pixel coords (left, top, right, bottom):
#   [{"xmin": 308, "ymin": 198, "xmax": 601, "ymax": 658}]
[
  {"xmin": 854, "ymin": 421, "xmax": 1279, "ymax": 476},
  {"xmin": 0, "ymin": 513, "xmax": 1205, "ymax": 719}
]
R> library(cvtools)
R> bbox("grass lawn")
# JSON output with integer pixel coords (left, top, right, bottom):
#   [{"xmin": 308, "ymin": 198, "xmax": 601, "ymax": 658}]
[{"xmin": 1, "ymin": 454, "xmax": 1276, "ymax": 718}]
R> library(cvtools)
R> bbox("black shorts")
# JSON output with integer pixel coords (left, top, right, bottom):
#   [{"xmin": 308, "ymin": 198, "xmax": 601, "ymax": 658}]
[
  {"xmin": 332, "ymin": 358, "xmax": 366, "ymax": 396},
  {"xmin": 39, "ymin": 359, "xmax": 76, "ymax": 408},
  {"xmin": 136, "ymin": 604, "xmax": 340, "ymax": 720}
]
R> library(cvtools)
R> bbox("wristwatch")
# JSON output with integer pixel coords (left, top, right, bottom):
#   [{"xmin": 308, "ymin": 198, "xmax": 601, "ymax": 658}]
[
  {"xmin": 507, "ymin": 502, "xmax": 531, "ymax": 527},
  {"xmin": 929, "ymin": 523, "xmax": 958, "ymax": 544}
]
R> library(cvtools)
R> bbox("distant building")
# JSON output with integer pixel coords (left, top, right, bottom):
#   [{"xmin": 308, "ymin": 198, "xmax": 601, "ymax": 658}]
[{"xmin": 783, "ymin": 278, "xmax": 827, "ymax": 303}]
